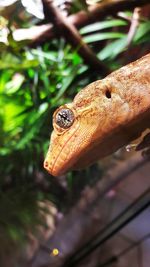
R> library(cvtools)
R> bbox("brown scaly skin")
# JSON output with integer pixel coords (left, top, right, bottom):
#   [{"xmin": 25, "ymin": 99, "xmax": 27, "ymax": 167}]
[{"xmin": 44, "ymin": 53, "xmax": 150, "ymax": 176}]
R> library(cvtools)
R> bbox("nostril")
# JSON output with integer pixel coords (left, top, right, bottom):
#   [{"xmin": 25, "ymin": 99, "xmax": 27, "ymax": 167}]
[
  {"xmin": 105, "ymin": 89, "xmax": 111, "ymax": 99},
  {"xmin": 44, "ymin": 161, "xmax": 48, "ymax": 167}
]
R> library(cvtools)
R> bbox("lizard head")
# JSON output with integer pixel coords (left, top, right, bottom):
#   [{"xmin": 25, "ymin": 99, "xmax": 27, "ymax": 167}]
[{"xmin": 44, "ymin": 80, "xmax": 130, "ymax": 176}]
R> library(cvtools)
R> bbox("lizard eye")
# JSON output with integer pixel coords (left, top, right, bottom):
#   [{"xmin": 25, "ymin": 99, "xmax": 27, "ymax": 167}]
[{"xmin": 55, "ymin": 108, "xmax": 74, "ymax": 129}]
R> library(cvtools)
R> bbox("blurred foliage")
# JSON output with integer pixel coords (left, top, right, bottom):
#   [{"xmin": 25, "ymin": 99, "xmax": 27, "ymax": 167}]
[{"xmin": 0, "ymin": 0, "xmax": 150, "ymax": 261}]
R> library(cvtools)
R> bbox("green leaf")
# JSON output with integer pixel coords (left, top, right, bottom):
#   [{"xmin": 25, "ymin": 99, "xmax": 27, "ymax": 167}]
[
  {"xmin": 31, "ymin": 49, "xmax": 58, "ymax": 62},
  {"xmin": 8, "ymin": 226, "xmax": 21, "ymax": 241},
  {"xmin": 52, "ymin": 67, "xmax": 78, "ymax": 102},
  {"xmin": 134, "ymin": 21, "xmax": 150, "ymax": 42},
  {"xmin": 80, "ymin": 19, "xmax": 127, "ymax": 35},
  {"xmin": 83, "ymin": 32, "xmax": 125, "ymax": 43},
  {"xmin": 0, "ymin": 58, "xmax": 39, "ymax": 70},
  {"xmin": 98, "ymin": 37, "xmax": 127, "ymax": 60},
  {"xmin": 5, "ymin": 73, "xmax": 25, "ymax": 94},
  {"xmin": 72, "ymin": 0, "xmax": 88, "ymax": 11}
]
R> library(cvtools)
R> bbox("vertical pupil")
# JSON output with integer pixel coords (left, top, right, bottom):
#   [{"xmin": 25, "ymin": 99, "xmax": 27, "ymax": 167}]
[{"xmin": 60, "ymin": 113, "xmax": 68, "ymax": 121}]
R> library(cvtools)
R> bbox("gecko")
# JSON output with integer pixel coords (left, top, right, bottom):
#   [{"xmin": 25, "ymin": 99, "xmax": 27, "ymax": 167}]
[{"xmin": 44, "ymin": 53, "xmax": 150, "ymax": 176}]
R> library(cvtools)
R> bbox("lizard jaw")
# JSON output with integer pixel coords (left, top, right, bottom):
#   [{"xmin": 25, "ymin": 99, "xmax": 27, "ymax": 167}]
[{"xmin": 44, "ymin": 124, "xmax": 81, "ymax": 176}]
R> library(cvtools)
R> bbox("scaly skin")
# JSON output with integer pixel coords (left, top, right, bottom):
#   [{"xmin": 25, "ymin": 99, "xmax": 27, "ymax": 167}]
[{"xmin": 44, "ymin": 53, "xmax": 150, "ymax": 176}]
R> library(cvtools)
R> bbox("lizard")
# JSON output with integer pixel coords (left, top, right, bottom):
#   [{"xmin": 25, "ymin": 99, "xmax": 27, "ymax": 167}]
[{"xmin": 44, "ymin": 53, "xmax": 150, "ymax": 177}]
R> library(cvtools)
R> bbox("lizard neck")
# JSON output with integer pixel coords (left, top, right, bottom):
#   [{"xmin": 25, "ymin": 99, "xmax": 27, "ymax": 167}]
[{"xmin": 105, "ymin": 54, "xmax": 150, "ymax": 118}]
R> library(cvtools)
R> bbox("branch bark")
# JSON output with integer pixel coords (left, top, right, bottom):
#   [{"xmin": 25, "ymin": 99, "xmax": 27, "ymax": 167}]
[
  {"xmin": 126, "ymin": 7, "xmax": 141, "ymax": 46},
  {"xmin": 41, "ymin": 0, "xmax": 109, "ymax": 74},
  {"xmin": 13, "ymin": 0, "xmax": 150, "ymax": 45}
]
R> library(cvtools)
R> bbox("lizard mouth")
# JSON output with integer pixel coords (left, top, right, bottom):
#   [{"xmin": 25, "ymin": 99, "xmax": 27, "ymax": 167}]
[{"xmin": 44, "ymin": 124, "xmax": 80, "ymax": 176}]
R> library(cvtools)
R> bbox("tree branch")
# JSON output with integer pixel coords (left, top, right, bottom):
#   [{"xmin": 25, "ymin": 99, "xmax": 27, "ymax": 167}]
[
  {"xmin": 13, "ymin": 0, "xmax": 149, "ymax": 45},
  {"xmin": 126, "ymin": 7, "xmax": 141, "ymax": 46},
  {"xmin": 41, "ymin": 0, "xmax": 109, "ymax": 74}
]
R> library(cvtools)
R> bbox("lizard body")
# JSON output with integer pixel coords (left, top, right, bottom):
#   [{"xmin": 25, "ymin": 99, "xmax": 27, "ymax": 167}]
[{"xmin": 44, "ymin": 53, "xmax": 150, "ymax": 176}]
